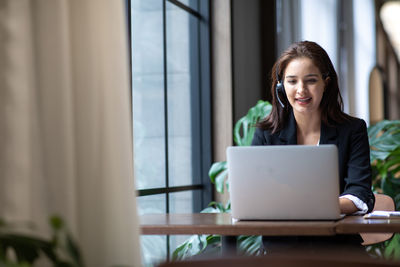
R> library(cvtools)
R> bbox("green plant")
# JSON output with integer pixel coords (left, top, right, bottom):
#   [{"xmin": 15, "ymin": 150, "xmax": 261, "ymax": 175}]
[
  {"xmin": 0, "ymin": 216, "xmax": 84, "ymax": 267},
  {"xmin": 209, "ymin": 100, "xmax": 273, "ymax": 195},
  {"xmin": 367, "ymin": 120, "xmax": 400, "ymax": 260},
  {"xmin": 172, "ymin": 100, "xmax": 272, "ymax": 260}
]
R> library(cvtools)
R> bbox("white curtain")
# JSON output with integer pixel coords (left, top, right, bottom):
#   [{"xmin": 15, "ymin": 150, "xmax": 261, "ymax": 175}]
[{"xmin": 0, "ymin": 0, "xmax": 141, "ymax": 266}]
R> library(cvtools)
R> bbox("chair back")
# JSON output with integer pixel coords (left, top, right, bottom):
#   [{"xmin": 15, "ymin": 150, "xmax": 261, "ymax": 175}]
[{"xmin": 361, "ymin": 193, "xmax": 395, "ymax": 245}]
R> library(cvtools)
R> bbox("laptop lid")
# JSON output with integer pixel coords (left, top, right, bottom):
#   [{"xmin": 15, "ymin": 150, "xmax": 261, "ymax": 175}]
[{"xmin": 227, "ymin": 145, "xmax": 341, "ymax": 220}]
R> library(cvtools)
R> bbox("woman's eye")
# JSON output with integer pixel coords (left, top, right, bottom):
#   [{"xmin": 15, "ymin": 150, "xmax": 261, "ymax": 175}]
[
  {"xmin": 287, "ymin": 80, "xmax": 296, "ymax": 84},
  {"xmin": 307, "ymin": 79, "xmax": 317, "ymax": 83}
]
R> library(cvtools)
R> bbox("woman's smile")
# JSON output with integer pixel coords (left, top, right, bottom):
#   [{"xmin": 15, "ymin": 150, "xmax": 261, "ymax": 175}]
[
  {"xmin": 295, "ymin": 96, "xmax": 312, "ymax": 104},
  {"xmin": 283, "ymin": 57, "xmax": 327, "ymax": 116}
]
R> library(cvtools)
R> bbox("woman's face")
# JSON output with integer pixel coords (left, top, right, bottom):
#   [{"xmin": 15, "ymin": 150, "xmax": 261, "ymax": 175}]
[{"xmin": 283, "ymin": 57, "xmax": 327, "ymax": 117}]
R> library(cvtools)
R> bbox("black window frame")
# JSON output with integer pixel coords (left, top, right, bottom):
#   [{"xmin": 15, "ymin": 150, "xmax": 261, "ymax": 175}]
[{"xmin": 126, "ymin": 0, "xmax": 213, "ymax": 220}]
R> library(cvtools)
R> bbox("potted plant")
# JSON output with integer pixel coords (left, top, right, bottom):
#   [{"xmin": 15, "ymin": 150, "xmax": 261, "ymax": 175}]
[
  {"xmin": 367, "ymin": 120, "xmax": 400, "ymax": 260},
  {"xmin": 172, "ymin": 100, "xmax": 272, "ymax": 260}
]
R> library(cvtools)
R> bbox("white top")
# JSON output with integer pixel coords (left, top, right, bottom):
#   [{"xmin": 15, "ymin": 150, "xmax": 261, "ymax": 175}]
[{"xmin": 340, "ymin": 194, "xmax": 369, "ymax": 214}]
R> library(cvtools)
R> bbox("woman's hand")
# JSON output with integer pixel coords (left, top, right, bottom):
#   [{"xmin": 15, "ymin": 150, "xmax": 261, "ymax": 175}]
[{"xmin": 339, "ymin": 197, "xmax": 358, "ymax": 214}]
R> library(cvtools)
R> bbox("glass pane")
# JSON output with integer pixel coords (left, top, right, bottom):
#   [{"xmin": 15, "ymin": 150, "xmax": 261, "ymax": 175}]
[
  {"xmin": 141, "ymin": 235, "xmax": 167, "ymax": 267},
  {"xmin": 169, "ymin": 191, "xmax": 198, "ymax": 213},
  {"xmin": 132, "ymin": 0, "xmax": 166, "ymax": 190},
  {"xmin": 166, "ymin": 1, "xmax": 198, "ymax": 187},
  {"xmin": 173, "ymin": 0, "xmax": 199, "ymax": 12},
  {"xmin": 137, "ymin": 194, "xmax": 166, "ymax": 215}
]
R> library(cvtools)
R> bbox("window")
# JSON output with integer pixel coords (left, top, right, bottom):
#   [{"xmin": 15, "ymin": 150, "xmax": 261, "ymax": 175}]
[
  {"xmin": 128, "ymin": 0, "xmax": 212, "ymax": 264},
  {"xmin": 380, "ymin": 1, "xmax": 400, "ymax": 61}
]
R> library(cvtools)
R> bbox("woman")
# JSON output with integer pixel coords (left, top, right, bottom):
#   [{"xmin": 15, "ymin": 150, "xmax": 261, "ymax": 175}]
[{"xmin": 252, "ymin": 41, "xmax": 375, "ymax": 252}]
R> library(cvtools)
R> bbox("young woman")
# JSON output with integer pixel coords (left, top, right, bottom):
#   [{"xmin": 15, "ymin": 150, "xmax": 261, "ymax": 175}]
[{"xmin": 252, "ymin": 41, "xmax": 375, "ymax": 252}]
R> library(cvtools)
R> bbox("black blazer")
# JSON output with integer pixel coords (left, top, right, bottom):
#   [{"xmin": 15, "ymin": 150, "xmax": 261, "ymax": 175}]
[{"xmin": 251, "ymin": 110, "xmax": 375, "ymax": 212}]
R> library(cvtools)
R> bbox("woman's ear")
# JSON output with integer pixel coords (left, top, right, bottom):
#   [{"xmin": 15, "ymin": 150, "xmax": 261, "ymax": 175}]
[{"xmin": 324, "ymin": 76, "xmax": 331, "ymax": 86}]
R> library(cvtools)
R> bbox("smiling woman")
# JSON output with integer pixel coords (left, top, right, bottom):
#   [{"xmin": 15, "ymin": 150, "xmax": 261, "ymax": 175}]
[
  {"xmin": 284, "ymin": 58, "xmax": 326, "ymax": 112},
  {"xmin": 283, "ymin": 57, "xmax": 327, "ymax": 145},
  {"xmin": 252, "ymin": 40, "xmax": 375, "ymax": 254}
]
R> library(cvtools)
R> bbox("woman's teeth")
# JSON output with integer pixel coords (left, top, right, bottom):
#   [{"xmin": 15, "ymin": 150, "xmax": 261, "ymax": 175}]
[{"xmin": 297, "ymin": 97, "xmax": 311, "ymax": 103}]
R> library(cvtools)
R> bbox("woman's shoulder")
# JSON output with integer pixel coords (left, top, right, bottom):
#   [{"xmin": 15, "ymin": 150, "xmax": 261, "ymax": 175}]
[
  {"xmin": 332, "ymin": 115, "xmax": 367, "ymax": 133},
  {"xmin": 342, "ymin": 115, "xmax": 366, "ymax": 125}
]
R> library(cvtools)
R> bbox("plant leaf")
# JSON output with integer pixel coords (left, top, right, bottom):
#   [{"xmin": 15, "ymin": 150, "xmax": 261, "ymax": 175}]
[
  {"xmin": 215, "ymin": 169, "xmax": 228, "ymax": 193},
  {"xmin": 208, "ymin": 161, "xmax": 227, "ymax": 184},
  {"xmin": 0, "ymin": 234, "xmax": 51, "ymax": 264},
  {"xmin": 237, "ymin": 235, "xmax": 263, "ymax": 256},
  {"xmin": 384, "ymin": 233, "xmax": 400, "ymax": 260},
  {"xmin": 49, "ymin": 216, "xmax": 64, "ymax": 231},
  {"xmin": 65, "ymin": 233, "xmax": 84, "ymax": 267},
  {"xmin": 233, "ymin": 100, "xmax": 272, "ymax": 146}
]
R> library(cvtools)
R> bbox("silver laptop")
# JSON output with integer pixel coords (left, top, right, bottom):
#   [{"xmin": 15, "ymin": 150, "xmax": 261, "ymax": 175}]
[{"xmin": 227, "ymin": 145, "xmax": 341, "ymax": 220}]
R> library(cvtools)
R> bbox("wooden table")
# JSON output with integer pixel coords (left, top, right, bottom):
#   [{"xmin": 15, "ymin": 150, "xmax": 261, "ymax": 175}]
[
  {"xmin": 140, "ymin": 213, "xmax": 400, "ymax": 235},
  {"xmin": 336, "ymin": 215, "xmax": 400, "ymax": 233},
  {"xmin": 140, "ymin": 213, "xmax": 400, "ymax": 255}
]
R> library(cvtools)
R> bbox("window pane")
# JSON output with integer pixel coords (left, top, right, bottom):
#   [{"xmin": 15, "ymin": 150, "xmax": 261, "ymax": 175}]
[
  {"xmin": 132, "ymin": 0, "xmax": 166, "ymax": 190},
  {"xmin": 141, "ymin": 235, "xmax": 166, "ymax": 266},
  {"xmin": 166, "ymin": 2, "xmax": 198, "ymax": 187},
  {"xmin": 169, "ymin": 190, "xmax": 201, "ymax": 213},
  {"xmin": 173, "ymin": 0, "xmax": 199, "ymax": 12},
  {"xmin": 168, "ymin": 191, "xmax": 203, "ymax": 258},
  {"xmin": 137, "ymin": 194, "xmax": 166, "ymax": 215}
]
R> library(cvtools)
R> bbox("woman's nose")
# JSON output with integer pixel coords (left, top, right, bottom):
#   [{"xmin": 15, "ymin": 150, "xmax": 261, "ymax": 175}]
[{"xmin": 297, "ymin": 81, "xmax": 306, "ymax": 94}]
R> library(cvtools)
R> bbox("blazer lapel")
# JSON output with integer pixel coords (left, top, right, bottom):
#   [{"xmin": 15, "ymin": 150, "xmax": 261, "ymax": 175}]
[
  {"xmin": 278, "ymin": 110, "xmax": 298, "ymax": 145},
  {"xmin": 320, "ymin": 121, "xmax": 338, "ymax": 145},
  {"xmin": 278, "ymin": 110, "xmax": 338, "ymax": 145}
]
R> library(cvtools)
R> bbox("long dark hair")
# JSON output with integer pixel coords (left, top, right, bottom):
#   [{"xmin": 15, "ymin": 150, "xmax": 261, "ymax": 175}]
[{"xmin": 258, "ymin": 41, "xmax": 350, "ymax": 133}]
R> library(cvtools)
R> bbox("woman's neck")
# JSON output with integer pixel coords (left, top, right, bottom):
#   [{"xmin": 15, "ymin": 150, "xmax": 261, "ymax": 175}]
[{"xmin": 294, "ymin": 111, "xmax": 321, "ymax": 145}]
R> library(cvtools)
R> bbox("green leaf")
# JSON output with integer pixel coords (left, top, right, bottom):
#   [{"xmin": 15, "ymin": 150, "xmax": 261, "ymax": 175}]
[
  {"xmin": 225, "ymin": 201, "xmax": 231, "ymax": 212},
  {"xmin": 394, "ymin": 195, "xmax": 400, "ymax": 211},
  {"xmin": 209, "ymin": 202, "xmax": 224, "ymax": 211},
  {"xmin": 233, "ymin": 100, "xmax": 272, "ymax": 146},
  {"xmin": 237, "ymin": 235, "xmax": 263, "ymax": 256},
  {"xmin": 49, "ymin": 216, "xmax": 64, "ymax": 231},
  {"xmin": 208, "ymin": 161, "xmax": 227, "ymax": 184},
  {"xmin": 382, "ymin": 158, "xmax": 400, "ymax": 173},
  {"xmin": 233, "ymin": 118, "xmax": 247, "ymax": 146},
  {"xmin": 208, "ymin": 161, "xmax": 228, "ymax": 194},
  {"xmin": 201, "ymin": 207, "xmax": 220, "ymax": 213},
  {"xmin": 202, "ymin": 201, "xmax": 229, "ymax": 213},
  {"xmin": 382, "ymin": 172, "xmax": 400, "ymax": 199},
  {"xmin": 215, "ymin": 169, "xmax": 228, "ymax": 193},
  {"xmin": 172, "ymin": 238, "xmax": 192, "ymax": 261},
  {"xmin": 0, "ymin": 217, "xmax": 84, "ymax": 267},
  {"xmin": 206, "ymin": 235, "xmax": 221, "ymax": 246},
  {"xmin": 384, "ymin": 233, "xmax": 400, "ymax": 260},
  {"xmin": 0, "ymin": 234, "xmax": 51, "ymax": 264},
  {"xmin": 370, "ymin": 150, "xmax": 390, "ymax": 161},
  {"xmin": 369, "ymin": 121, "xmax": 400, "ymax": 208},
  {"xmin": 171, "ymin": 234, "xmax": 219, "ymax": 261},
  {"xmin": 65, "ymin": 233, "xmax": 84, "ymax": 267}
]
